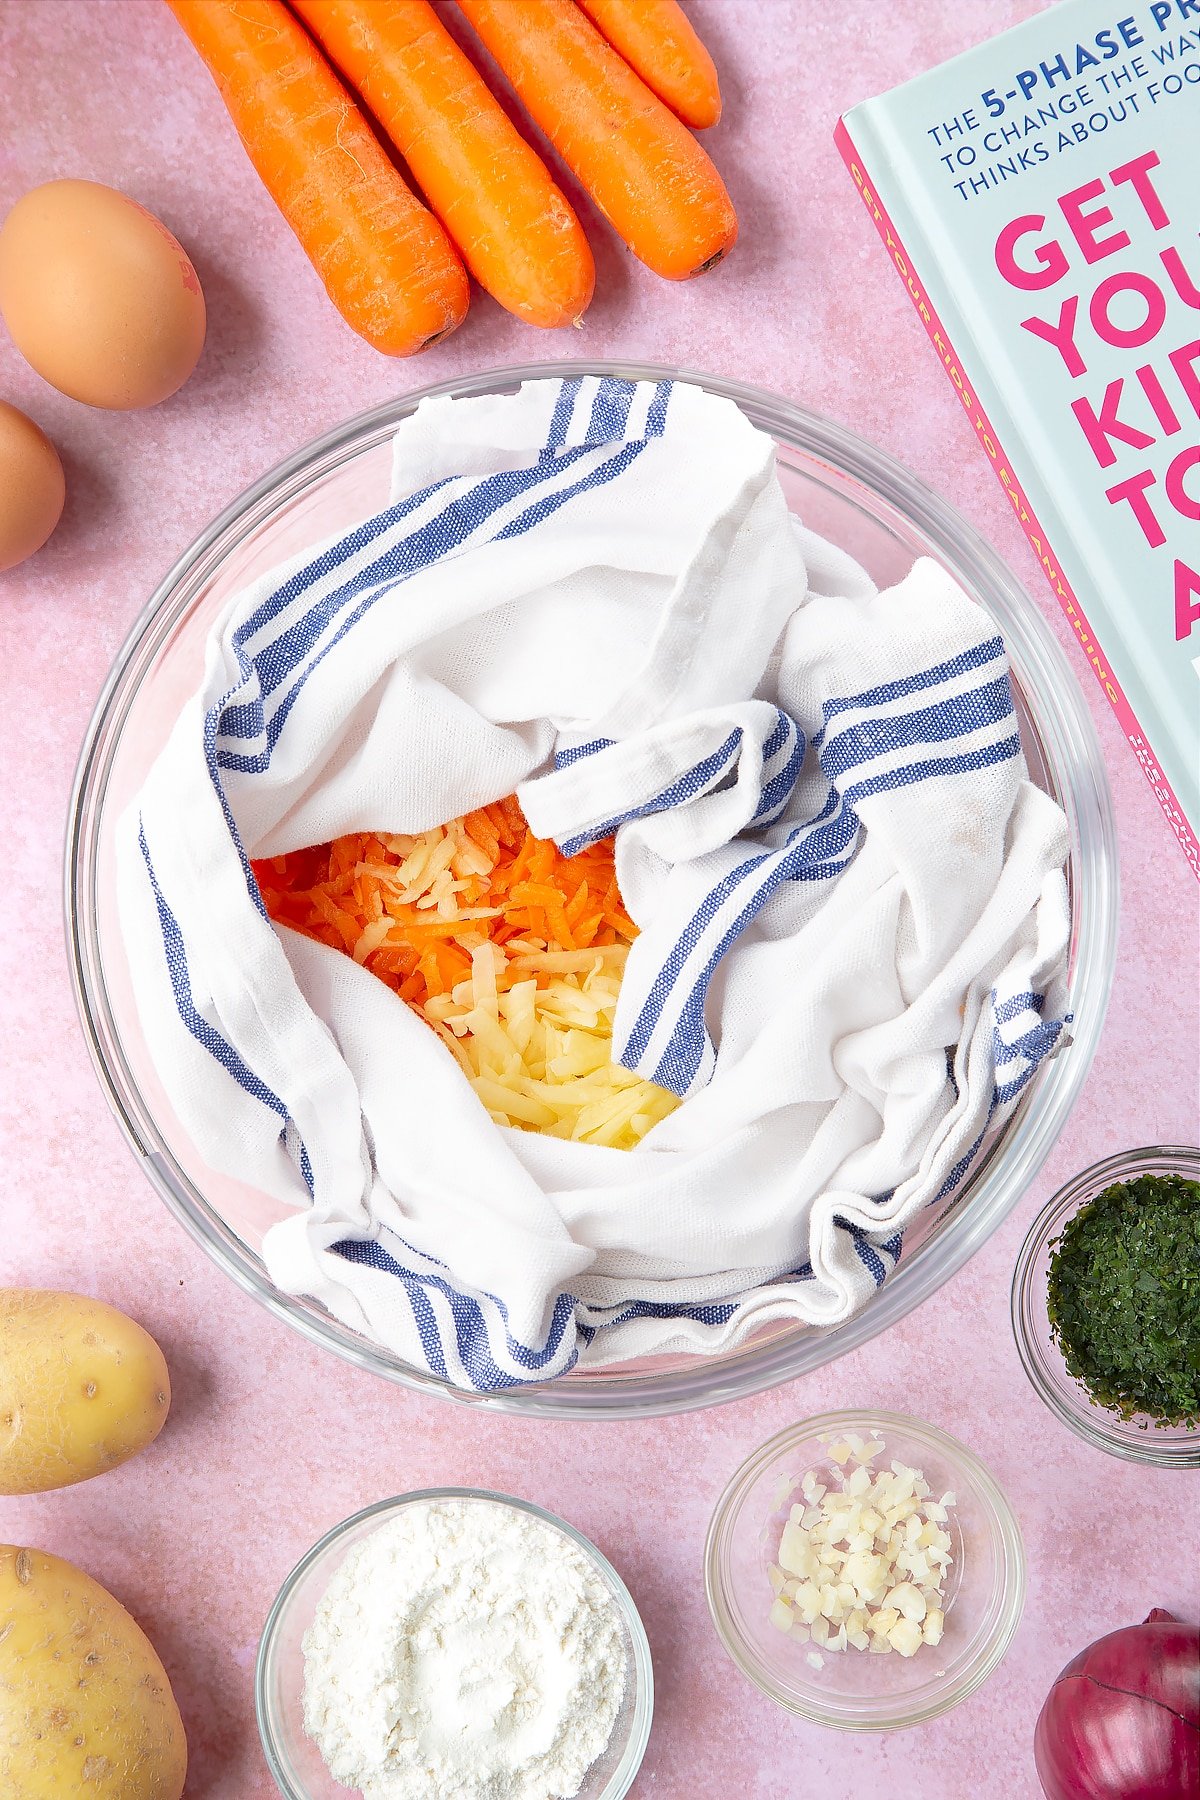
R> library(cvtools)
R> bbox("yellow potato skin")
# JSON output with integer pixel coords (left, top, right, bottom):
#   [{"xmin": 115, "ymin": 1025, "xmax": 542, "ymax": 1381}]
[
  {"xmin": 0, "ymin": 1290, "xmax": 171, "ymax": 1495},
  {"xmin": 0, "ymin": 1546, "xmax": 187, "ymax": 1798}
]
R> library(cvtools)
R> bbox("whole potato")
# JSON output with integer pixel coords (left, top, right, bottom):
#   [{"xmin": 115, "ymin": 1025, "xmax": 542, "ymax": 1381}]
[
  {"xmin": 0, "ymin": 1290, "xmax": 170, "ymax": 1494},
  {"xmin": 0, "ymin": 1546, "xmax": 187, "ymax": 1798}
]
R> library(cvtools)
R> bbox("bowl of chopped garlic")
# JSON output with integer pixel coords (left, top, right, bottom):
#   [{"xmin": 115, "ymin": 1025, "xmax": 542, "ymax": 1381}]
[
  {"xmin": 66, "ymin": 359, "xmax": 1117, "ymax": 1418},
  {"xmin": 704, "ymin": 1410, "xmax": 1025, "ymax": 1729}
]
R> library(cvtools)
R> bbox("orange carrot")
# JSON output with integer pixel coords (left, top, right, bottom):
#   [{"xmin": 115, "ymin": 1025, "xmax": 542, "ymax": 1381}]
[
  {"xmin": 292, "ymin": 0, "xmax": 595, "ymax": 328},
  {"xmin": 164, "ymin": 0, "xmax": 468, "ymax": 354},
  {"xmin": 251, "ymin": 799, "xmax": 637, "ymax": 1019},
  {"xmin": 456, "ymin": 0, "xmax": 736, "ymax": 280},
  {"xmin": 575, "ymin": 0, "xmax": 721, "ymax": 129}
]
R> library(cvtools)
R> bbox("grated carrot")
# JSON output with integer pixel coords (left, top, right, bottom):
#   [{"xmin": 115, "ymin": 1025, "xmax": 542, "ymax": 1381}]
[{"xmin": 251, "ymin": 798, "xmax": 676, "ymax": 1148}]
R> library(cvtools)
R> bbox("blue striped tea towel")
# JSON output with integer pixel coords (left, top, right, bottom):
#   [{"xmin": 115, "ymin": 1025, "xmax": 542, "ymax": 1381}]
[{"xmin": 118, "ymin": 376, "xmax": 1071, "ymax": 1392}]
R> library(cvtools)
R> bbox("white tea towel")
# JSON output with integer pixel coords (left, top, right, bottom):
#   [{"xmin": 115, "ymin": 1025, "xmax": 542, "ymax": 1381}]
[{"xmin": 119, "ymin": 376, "xmax": 1071, "ymax": 1391}]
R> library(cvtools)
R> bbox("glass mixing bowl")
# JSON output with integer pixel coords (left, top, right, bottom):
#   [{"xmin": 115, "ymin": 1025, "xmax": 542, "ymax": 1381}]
[
  {"xmin": 65, "ymin": 359, "xmax": 1118, "ymax": 1418},
  {"xmin": 257, "ymin": 1490, "xmax": 652, "ymax": 1800}
]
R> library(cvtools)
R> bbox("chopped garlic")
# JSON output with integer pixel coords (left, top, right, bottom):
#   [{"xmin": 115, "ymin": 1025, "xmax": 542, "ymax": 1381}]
[
  {"xmin": 770, "ymin": 1474, "xmax": 793, "ymax": 1512},
  {"xmin": 884, "ymin": 1583, "xmax": 927, "ymax": 1622},
  {"xmin": 765, "ymin": 1435, "xmax": 956, "ymax": 1657},
  {"xmin": 852, "ymin": 1437, "xmax": 886, "ymax": 1465},
  {"xmin": 888, "ymin": 1617, "xmax": 924, "ymax": 1657}
]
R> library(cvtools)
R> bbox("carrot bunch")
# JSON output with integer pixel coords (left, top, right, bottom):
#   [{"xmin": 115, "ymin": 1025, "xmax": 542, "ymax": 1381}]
[{"xmin": 164, "ymin": 0, "xmax": 733, "ymax": 352}]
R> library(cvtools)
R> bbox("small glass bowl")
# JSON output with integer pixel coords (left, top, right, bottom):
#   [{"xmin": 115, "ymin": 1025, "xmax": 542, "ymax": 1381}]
[
  {"xmin": 1011, "ymin": 1145, "xmax": 1200, "ymax": 1468},
  {"xmin": 704, "ymin": 1410, "xmax": 1025, "ymax": 1730},
  {"xmin": 256, "ymin": 1489, "xmax": 653, "ymax": 1799}
]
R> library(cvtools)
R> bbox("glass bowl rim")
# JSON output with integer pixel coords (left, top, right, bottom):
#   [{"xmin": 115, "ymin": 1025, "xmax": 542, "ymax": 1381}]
[
  {"xmin": 703, "ymin": 1407, "xmax": 1026, "ymax": 1730},
  {"xmin": 255, "ymin": 1485, "xmax": 654, "ymax": 1800},
  {"xmin": 64, "ymin": 356, "xmax": 1119, "ymax": 1419},
  {"xmin": 1010, "ymin": 1143, "xmax": 1200, "ymax": 1469}
]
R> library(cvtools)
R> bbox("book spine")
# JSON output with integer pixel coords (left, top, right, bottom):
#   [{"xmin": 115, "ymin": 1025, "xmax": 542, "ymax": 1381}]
[{"xmin": 833, "ymin": 118, "xmax": 1200, "ymax": 879}]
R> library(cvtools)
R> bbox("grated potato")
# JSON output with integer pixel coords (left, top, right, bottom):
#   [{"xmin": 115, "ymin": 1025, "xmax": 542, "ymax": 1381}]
[
  {"xmin": 256, "ymin": 800, "xmax": 681, "ymax": 1151},
  {"xmin": 428, "ymin": 944, "xmax": 679, "ymax": 1149}
]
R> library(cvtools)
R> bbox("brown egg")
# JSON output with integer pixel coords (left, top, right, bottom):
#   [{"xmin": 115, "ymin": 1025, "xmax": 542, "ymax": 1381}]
[
  {"xmin": 0, "ymin": 179, "xmax": 206, "ymax": 410},
  {"xmin": 0, "ymin": 401, "xmax": 65, "ymax": 572}
]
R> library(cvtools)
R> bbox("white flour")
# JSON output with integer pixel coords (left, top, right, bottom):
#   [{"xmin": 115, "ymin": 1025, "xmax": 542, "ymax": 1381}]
[{"xmin": 301, "ymin": 1498, "xmax": 630, "ymax": 1800}]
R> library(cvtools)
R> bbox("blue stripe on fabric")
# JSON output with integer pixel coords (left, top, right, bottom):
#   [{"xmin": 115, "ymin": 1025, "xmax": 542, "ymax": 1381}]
[
  {"xmin": 239, "ymin": 454, "xmax": 606, "ymax": 719},
  {"xmin": 331, "ymin": 1237, "xmax": 581, "ymax": 1388},
  {"xmin": 621, "ymin": 785, "xmax": 844, "ymax": 1067},
  {"xmin": 333, "ymin": 1240, "xmax": 449, "ymax": 1379},
  {"xmin": 992, "ymin": 1062, "xmax": 1042, "ymax": 1108},
  {"xmin": 215, "ymin": 475, "xmax": 461, "ymax": 747},
  {"xmin": 615, "ymin": 669, "xmax": 1021, "ymax": 1098},
  {"xmin": 139, "ymin": 821, "xmax": 303, "ymax": 1142},
  {"xmin": 819, "ymin": 674, "xmax": 1014, "ymax": 782},
  {"xmin": 645, "ymin": 796, "xmax": 861, "ymax": 1092},
  {"xmin": 554, "ymin": 737, "xmax": 615, "ymax": 769},
  {"xmin": 761, "ymin": 711, "xmax": 791, "ymax": 762},
  {"xmin": 751, "ymin": 728, "xmax": 806, "ymax": 824},
  {"xmin": 230, "ymin": 477, "xmax": 455, "ymax": 709},
  {"xmin": 214, "ymin": 378, "xmax": 672, "ymax": 763},
  {"xmin": 841, "ymin": 733, "xmax": 1022, "ymax": 806},
  {"xmin": 218, "ymin": 443, "xmax": 654, "ymax": 778},
  {"xmin": 820, "ymin": 635, "xmax": 1006, "ymax": 723},
  {"xmin": 212, "ymin": 468, "xmax": 531, "ymax": 759},
  {"xmin": 993, "ymin": 990, "xmax": 1045, "ymax": 1025},
  {"xmin": 495, "ymin": 439, "xmax": 650, "ymax": 547},
  {"xmin": 584, "ymin": 1244, "xmax": 825, "ymax": 1334},
  {"xmin": 597, "ymin": 1294, "xmax": 738, "ymax": 1330},
  {"xmin": 544, "ymin": 376, "xmax": 582, "ymax": 452},
  {"xmin": 559, "ymin": 727, "xmax": 744, "ymax": 858},
  {"xmin": 933, "ymin": 1124, "xmax": 989, "ymax": 1205},
  {"xmin": 645, "ymin": 381, "xmax": 672, "ymax": 436},
  {"xmin": 992, "ymin": 1013, "xmax": 1069, "ymax": 1106},
  {"xmin": 585, "ymin": 376, "xmax": 637, "ymax": 444},
  {"xmin": 833, "ymin": 1215, "xmax": 889, "ymax": 1288},
  {"xmin": 852, "ymin": 1236, "xmax": 888, "ymax": 1286},
  {"xmin": 994, "ymin": 1017, "xmax": 1063, "ymax": 1064},
  {"xmin": 201, "ymin": 710, "xmax": 269, "ymax": 918}
]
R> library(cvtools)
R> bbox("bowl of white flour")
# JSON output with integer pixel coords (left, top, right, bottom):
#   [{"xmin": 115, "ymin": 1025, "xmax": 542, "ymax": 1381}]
[{"xmin": 256, "ymin": 1489, "xmax": 653, "ymax": 1800}]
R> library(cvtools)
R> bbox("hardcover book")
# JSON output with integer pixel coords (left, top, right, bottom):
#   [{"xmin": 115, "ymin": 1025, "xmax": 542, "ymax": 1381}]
[{"xmin": 836, "ymin": 0, "xmax": 1200, "ymax": 873}]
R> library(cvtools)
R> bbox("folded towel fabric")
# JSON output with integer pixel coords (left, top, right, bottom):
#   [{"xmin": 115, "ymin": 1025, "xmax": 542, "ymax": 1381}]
[{"xmin": 119, "ymin": 376, "xmax": 1071, "ymax": 1391}]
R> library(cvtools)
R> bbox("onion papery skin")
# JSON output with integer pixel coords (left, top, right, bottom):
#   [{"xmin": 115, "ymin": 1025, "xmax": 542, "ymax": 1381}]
[{"xmin": 1034, "ymin": 1612, "xmax": 1200, "ymax": 1800}]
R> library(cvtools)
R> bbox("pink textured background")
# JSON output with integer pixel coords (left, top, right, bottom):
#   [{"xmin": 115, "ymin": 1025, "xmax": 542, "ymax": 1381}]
[{"xmin": 1, "ymin": 2, "xmax": 1197, "ymax": 1796}]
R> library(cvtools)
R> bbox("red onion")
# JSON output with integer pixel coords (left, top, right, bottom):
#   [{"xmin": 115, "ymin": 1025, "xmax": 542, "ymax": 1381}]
[{"xmin": 1035, "ymin": 1609, "xmax": 1199, "ymax": 1799}]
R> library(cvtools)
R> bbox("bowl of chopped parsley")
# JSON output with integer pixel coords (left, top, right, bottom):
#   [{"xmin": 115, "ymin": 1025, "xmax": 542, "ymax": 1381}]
[{"xmin": 1011, "ymin": 1146, "xmax": 1200, "ymax": 1468}]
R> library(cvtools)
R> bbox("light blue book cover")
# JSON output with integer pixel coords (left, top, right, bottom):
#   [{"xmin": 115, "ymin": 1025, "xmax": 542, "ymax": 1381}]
[{"xmin": 837, "ymin": 0, "xmax": 1199, "ymax": 873}]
